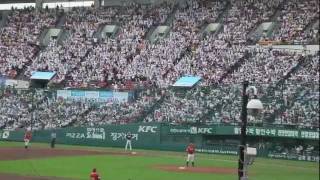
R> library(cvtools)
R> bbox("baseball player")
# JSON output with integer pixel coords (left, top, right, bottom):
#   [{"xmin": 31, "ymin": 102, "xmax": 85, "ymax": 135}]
[
  {"xmin": 90, "ymin": 168, "xmax": 101, "ymax": 180},
  {"xmin": 50, "ymin": 130, "xmax": 56, "ymax": 148},
  {"xmin": 125, "ymin": 132, "xmax": 133, "ymax": 151},
  {"xmin": 24, "ymin": 130, "xmax": 32, "ymax": 149},
  {"xmin": 186, "ymin": 143, "xmax": 196, "ymax": 167}
]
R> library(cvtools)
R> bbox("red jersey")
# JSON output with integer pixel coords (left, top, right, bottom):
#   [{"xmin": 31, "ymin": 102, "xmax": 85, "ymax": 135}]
[
  {"xmin": 24, "ymin": 132, "xmax": 32, "ymax": 140},
  {"xmin": 186, "ymin": 145, "xmax": 195, "ymax": 154},
  {"xmin": 90, "ymin": 172, "xmax": 100, "ymax": 180}
]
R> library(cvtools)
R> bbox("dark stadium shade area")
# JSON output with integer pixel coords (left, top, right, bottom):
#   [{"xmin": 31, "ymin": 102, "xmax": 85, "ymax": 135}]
[{"xmin": 0, "ymin": 0, "xmax": 35, "ymax": 3}]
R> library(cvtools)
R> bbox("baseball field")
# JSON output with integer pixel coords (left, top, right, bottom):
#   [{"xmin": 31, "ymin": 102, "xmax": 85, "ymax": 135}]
[{"xmin": 0, "ymin": 141, "xmax": 318, "ymax": 180}]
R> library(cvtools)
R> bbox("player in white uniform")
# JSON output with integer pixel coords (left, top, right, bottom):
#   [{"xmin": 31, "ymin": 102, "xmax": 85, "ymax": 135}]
[{"xmin": 125, "ymin": 132, "xmax": 133, "ymax": 151}]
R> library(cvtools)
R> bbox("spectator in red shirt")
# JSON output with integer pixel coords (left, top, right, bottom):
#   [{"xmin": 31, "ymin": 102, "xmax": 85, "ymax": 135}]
[
  {"xmin": 186, "ymin": 143, "xmax": 196, "ymax": 167},
  {"xmin": 90, "ymin": 168, "xmax": 101, "ymax": 180}
]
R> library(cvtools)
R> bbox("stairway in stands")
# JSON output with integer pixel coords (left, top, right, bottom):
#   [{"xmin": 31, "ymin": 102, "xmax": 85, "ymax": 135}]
[
  {"xmin": 196, "ymin": 50, "xmax": 251, "ymax": 122},
  {"xmin": 217, "ymin": 50, "xmax": 250, "ymax": 84},
  {"xmin": 162, "ymin": 42, "xmax": 193, "ymax": 79},
  {"xmin": 136, "ymin": 89, "xmax": 166, "ymax": 123},
  {"xmin": 298, "ymin": 18, "xmax": 319, "ymax": 44},
  {"xmin": 164, "ymin": 3, "xmax": 179, "ymax": 27},
  {"xmin": 14, "ymin": 10, "xmax": 66, "ymax": 81},
  {"xmin": 262, "ymin": 55, "xmax": 312, "ymax": 124},
  {"xmin": 55, "ymin": 10, "xmax": 66, "ymax": 28},
  {"xmin": 14, "ymin": 45, "xmax": 42, "ymax": 81},
  {"xmin": 0, "ymin": 11, "xmax": 9, "ymax": 28},
  {"xmin": 60, "ymin": 47, "xmax": 94, "ymax": 87},
  {"xmin": 65, "ymin": 106, "xmax": 94, "ymax": 128}
]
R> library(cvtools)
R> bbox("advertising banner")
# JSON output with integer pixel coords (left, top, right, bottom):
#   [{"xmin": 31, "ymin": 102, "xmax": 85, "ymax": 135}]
[
  {"xmin": 267, "ymin": 153, "xmax": 319, "ymax": 162},
  {"xmin": 57, "ymin": 90, "xmax": 132, "ymax": 102},
  {"xmin": 165, "ymin": 125, "xmax": 319, "ymax": 139},
  {"xmin": 1, "ymin": 123, "xmax": 318, "ymax": 162}
]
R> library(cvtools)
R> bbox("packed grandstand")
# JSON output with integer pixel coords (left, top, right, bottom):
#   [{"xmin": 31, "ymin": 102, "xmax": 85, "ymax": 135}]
[{"xmin": 0, "ymin": 0, "xmax": 319, "ymax": 156}]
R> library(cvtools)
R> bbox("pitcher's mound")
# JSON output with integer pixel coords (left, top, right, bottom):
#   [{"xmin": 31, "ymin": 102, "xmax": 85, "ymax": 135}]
[{"xmin": 154, "ymin": 165, "xmax": 237, "ymax": 174}]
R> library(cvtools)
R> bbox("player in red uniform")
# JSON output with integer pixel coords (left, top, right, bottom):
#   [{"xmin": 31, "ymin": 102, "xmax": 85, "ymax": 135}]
[
  {"xmin": 90, "ymin": 168, "xmax": 101, "ymax": 180},
  {"xmin": 186, "ymin": 143, "xmax": 196, "ymax": 167},
  {"xmin": 24, "ymin": 130, "xmax": 32, "ymax": 149}
]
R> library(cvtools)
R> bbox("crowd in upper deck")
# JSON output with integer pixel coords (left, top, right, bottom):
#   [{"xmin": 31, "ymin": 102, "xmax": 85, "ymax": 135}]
[{"xmin": 0, "ymin": 0, "xmax": 318, "ymax": 130}]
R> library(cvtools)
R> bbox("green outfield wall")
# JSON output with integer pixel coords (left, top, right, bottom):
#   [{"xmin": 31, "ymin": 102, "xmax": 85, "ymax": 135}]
[{"xmin": 0, "ymin": 123, "xmax": 319, "ymax": 162}]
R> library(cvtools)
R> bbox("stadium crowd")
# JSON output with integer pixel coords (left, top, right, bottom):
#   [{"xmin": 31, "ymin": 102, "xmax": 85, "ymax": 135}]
[
  {"xmin": 0, "ymin": 7, "xmax": 57, "ymax": 78},
  {"xmin": 0, "ymin": 0, "xmax": 319, "ymax": 130},
  {"xmin": 217, "ymin": 0, "xmax": 281, "ymax": 45},
  {"xmin": 223, "ymin": 47, "xmax": 303, "ymax": 83},
  {"xmin": 0, "ymin": 0, "xmax": 317, "ymax": 87},
  {"xmin": 271, "ymin": 0, "xmax": 319, "ymax": 44},
  {"xmin": 79, "ymin": 89, "xmax": 162, "ymax": 126},
  {"xmin": 1, "ymin": 80, "xmax": 318, "ymax": 130},
  {"xmin": 25, "ymin": 7, "xmax": 119, "ymax": 84}
]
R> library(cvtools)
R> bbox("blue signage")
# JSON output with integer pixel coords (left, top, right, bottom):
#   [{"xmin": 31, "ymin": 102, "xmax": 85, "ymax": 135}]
[
  {"xmin": 99, "ymin": 91, "xmax": 113, "ymax": 98},
  {"xmin": 71, "ymin": 90, "xmax": 86, "ymax": 97},
  {"xmin": 57, "ymin": 90, "xmax": 131, "ymax": 102},
  {"xmin": 30, "ymin": 71, "xmax": 56, "ymax": 80},
  {"xmin": 172, "ymin": 76, "xmax": 201, "ymax": 87}
]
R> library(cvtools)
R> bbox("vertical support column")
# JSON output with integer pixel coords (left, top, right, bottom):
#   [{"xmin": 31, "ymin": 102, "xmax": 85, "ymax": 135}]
[
  {"xmin": 94, "ymin": 0, "xmax": 101, "ymax": 8},
  {"xmin": 35, "ymin": 0, "xmax": 43, "ymax": 11},
  {"xmin": 178, "ymin": 0, "xmax": 187, "ymax": 8},
  {"xmin": 238, "ymin": 81, "xmax": 249, "ymax": 180},
  {"xmin": 31, "ymin": 88, "xmax": 35, "ymax": 131}
]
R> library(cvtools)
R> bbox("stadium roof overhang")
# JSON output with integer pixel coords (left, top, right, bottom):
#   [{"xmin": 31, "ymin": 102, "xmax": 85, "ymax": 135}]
[
  {"xmin": 0, "ymin": 0, "xmax": 92, "ymax": 3},
  {"xmin": 0, "ymin": 0, "xmax": 35, "ymax": 3}
]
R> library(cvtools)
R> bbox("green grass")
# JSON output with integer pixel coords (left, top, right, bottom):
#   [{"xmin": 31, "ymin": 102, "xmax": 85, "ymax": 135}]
[{"xmin": 0, "ymin": 141, "xmax": 318, "ymax": 180}]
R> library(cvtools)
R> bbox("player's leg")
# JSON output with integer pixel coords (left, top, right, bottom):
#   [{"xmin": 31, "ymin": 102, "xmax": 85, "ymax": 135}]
[
  {"xmin": 24, "ymin": 139, "xmax": 29, "ymax": 149},
  {"xmin": 51, "ymin": 138, "xmax": 55, "ymax": 148},
  {"xmin": 186, "ymin": 154, "xmax": 191, "ymax": 167},
  {"xmin": 129, "ymin": 140, "xmax": 132, "ymax": 151},
  {"xmin": 125, "ymin": 140, "xmax": 129, "ymax": 151},
  {"xmin": 190, "ymin": 154, "xmax": 195, "ymax": 167}
]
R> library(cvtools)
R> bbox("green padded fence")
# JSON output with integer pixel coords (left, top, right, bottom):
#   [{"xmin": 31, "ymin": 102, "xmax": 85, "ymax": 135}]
[{"xmin": 0, "ymin": 123, "xmax": 318, "ymax": 162}]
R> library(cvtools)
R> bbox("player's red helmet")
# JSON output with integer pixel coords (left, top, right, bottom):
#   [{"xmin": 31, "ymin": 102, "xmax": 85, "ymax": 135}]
[{"xmin": 92, "ymin": 168, "xmax": 96, "ymax": 172}]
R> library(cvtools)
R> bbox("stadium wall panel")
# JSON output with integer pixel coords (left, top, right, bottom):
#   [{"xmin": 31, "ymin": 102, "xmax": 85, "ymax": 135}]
[{"xmin": 0, "ymin": 123, "xmax": 318, "ymax": 162}]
